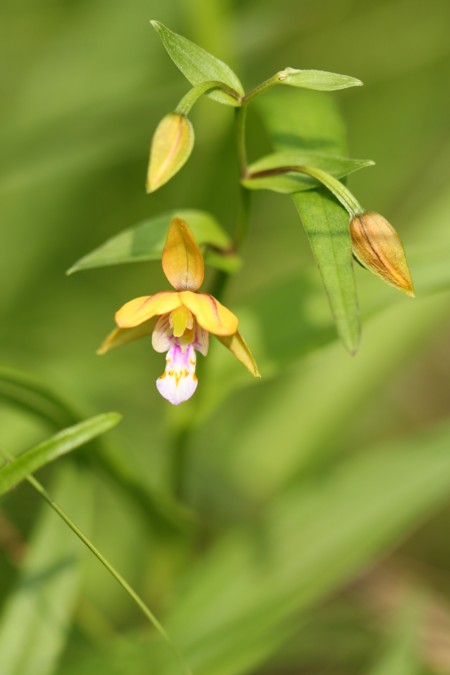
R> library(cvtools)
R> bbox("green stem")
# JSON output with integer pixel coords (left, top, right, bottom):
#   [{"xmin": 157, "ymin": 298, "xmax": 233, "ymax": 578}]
[
  {"xmin": 249, "ymin": 164, "xmax": 364, "ymax": 216},
  {"xmin": 242, "ymin": 72, "xmax": 283, "ymax": 104},
  {"xmin": 175, "ymin": 80, "xmax": 241, "ymax": 116},
  {"xmin": 235, "ymin": 105, "xmax": 248, "ymax": 176},
  {"xmin": 0, "ymin": 449, "xmax": 191, "ymax": 675}
]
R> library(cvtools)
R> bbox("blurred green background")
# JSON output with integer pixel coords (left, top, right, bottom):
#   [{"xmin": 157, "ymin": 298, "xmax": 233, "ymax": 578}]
[{"xmin": 1, "ymin": 0, "xmax": 450, "ymax": 673}]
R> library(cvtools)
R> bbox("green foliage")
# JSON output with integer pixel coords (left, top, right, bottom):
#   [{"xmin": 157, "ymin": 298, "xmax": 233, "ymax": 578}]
[
  {"xmin": 243, "ymin": 150, "xmax": 374, "ymax": 194},
  {"xmin": 2, "ymin": 2, "xmax": 450, "ymax": 675},
  {"xmin": 0, "ymin": 467, "xmax": 92, "ymax": 675},
  {"xmin": 0, "ymin": 414, "xmax": 121, "ymax": 496},
  {"xmin": 292, "ymin": 188, "xmax": 360, "ymax": 353},
  {"xmin": 68, "ymin": 209, "xmax": 239, "ymax": 275},
  {"xmin": 279, "ymin": 67, "xmax": 363, "ymax": 91},
  {"xmin": 150, "ymin": 21, "xmax": 244, "ymax": 105}
]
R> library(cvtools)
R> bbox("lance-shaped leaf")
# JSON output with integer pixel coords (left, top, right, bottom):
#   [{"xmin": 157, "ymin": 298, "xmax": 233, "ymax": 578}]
[
  {"xmin": 151, "ymin": 20, "xmax": 243, "ymax": 106},
  {"xmin": 256, "ymin": 89, "xmax": 361, "ymax": 353},
  {"xmin": 293, "ymin": 188, "xmax": 360, "ymax": 354},
  {"xmin": 67, "ymin": 209, "xmax": 240, "ymax": 275},
  {"xmin": 0, "ymin": 413, "xmax": 121, "ymax": 496},
  {"xmin": 243, "ymin": 150, "xmax": 374, "ymax": 194},
  {"xmin": 278, "ymin": 67, "xmax": 362, "ymax": 91}
]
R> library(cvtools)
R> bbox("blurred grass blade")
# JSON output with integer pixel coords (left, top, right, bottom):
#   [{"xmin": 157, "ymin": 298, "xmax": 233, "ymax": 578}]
[
  {"xmin": 0, "ymin": 365, "xmax": 78, "ymax": 428},
  {"xmin": 243, "ymin": 151, "xmax": 374, "ymax": 194},
  {"xmin": 21, "ymin": 469, "xmax": 192, "ymax": 675},
  {"xmin": 280, "ymin": 68, "xmax": 363, "ymax": 91},
  {"xmin": 57, "ymin": 418, "xmax": 450, "ymax": 675},
  {"xmin": 0, "ymin": 413, "xmax": 121, "ymax": 496},
  {"xmin": 0, "ymin": 466, "xmax": 91, "ymax": 675},
  {"xmin": 293, "ymin": 188, "xmax": 360, "ymax": 353},
  {"xmin": 366, "ymin": 599, "xmax": 424, "ymax": 675},
  {"xmin": 67, "ymin": 209, "xmax": 239, "ymax": 275},
  {"xmin": 0, "ymin": 366, "xmax": 192, "ymax": 534},
  {"xmin": 150, "ymin": 21, "xmax": 244, "ymax": 106}
]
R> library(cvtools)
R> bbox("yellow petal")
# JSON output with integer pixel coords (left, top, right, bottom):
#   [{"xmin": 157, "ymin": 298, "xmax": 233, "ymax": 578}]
[
  {"xmin": 180, "ymin": 291, "xmax": 238, "ymax": 336},
  {"xmin": 162, "ymin": 217, "xmax": 205, "ymax": 291},
  {"xmin": 146, "ymin": 114, "xmax": 194, "ymax": 193},
  {"xmin": 217, "ymin": 331, "xmax": 261, "ymax": 377},
  {"xmin": 115, "ymin": 292, "xmax": 181, "ymax": 328},
  {"xmin": 97, "ymin": 322, "xmax": 154, "ymax": 355}
]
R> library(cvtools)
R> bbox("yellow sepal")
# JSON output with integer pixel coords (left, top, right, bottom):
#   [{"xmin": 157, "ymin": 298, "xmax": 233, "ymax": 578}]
[
  {"xmin": 162, "ymin": 217, "xmax": 205, "ymax": 291},
  {"xmin": 97, "ymin": 322, "xmax": 154, "ymax": 355},
  {"xmin": 217, "ymin": 331, "xmax": 260, "ymax": 377}
]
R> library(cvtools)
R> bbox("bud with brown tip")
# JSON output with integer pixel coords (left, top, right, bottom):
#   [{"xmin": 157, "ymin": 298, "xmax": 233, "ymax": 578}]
[
  {"xmin": 350, "ymin": 212, "xmax": 414, "ymax": 296},
  {"xmin": 146, "ymin": 113, "xmax": 194, "ymax": 193}
]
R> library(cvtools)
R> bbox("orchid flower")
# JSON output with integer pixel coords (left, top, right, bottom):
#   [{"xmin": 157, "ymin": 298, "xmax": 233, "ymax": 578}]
[{"xmin": 99, "ymin": 217, "xmax": 260, "ymax": 404}]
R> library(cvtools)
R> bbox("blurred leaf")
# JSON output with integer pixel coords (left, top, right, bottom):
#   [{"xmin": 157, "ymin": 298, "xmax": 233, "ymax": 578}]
[
  {"xmin": 59, "ymin": 418, "xmax": 450, "ymax": 675},
  {"xmin": 255, "ymin": 88, "xmax": 360, "ymax": 351},
  {"xmin": 243, "ymin": 150, "xmax": 374, "ymax": 194},
  {"xmin": 150, "ymin": 21, "xmax": 244, "ymax": 106},
  {"xmin": 256, "ymin": 88, "xmax": 347, "ymax": 154},
  {"xmin": 0, "ymin": 366, "xmax": 191, "ymax": 534},
  {"xmin": 293, "ymin": 188, "xmax": 360, "ymax": 353},
  {"xmin": 0, "ymin": 366, "xmax": 78, "ymax": 428},
  {"xmin": 366, "ymin": 599, "xmax": 424, "ymax": 675},
  {"xmin": 0, "ymin": 413, "xmax": 121, "ymax": 496},
  {"xmin": 0, "ymin": 465, "xmax": 91, "ymax": 675},
  {"xmin": 279, "ymin": 68, "xmax": 363, "ymax": 91},
  {"xmin": 68, "ymin": 209, "xmax": 239, "ymax": 275}
]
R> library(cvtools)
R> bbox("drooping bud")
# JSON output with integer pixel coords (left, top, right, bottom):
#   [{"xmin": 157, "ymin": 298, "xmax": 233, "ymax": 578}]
[
  {"xmin": 146, "ymin": 113, "xmax": 194, "ymax": 193},
  {"xmin": 350, "ymin": 211, "xmax": 414, "ymax": 296}
]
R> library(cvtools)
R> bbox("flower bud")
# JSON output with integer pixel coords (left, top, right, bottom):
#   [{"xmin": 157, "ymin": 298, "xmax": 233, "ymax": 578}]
[
  {"xmin": 146, "ymin": 113, "xmax": 194, "ymax": 193},
  {"xmin": 350, "ymin": 211, "xmax": 414, "ymax": 296}
]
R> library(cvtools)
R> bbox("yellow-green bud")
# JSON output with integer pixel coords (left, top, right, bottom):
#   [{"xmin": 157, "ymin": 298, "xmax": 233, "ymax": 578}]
[
  {"xmin": 146, "ymin": 113, "xmax": 194, "ymax": 193},
  {"xmin": 350, "ymin": 211, "xmax": 414, "ymax": 296}
]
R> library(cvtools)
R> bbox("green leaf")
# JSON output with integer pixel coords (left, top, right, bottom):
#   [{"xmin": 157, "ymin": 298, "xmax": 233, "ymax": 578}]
[
  {"xmin": 293, "ymin": 188, "xmax": 360, "ymax": 353},
  {"xmin": 279, "ymin": 67, "xmax": 363, "ymax": 91},
  {"xmin": 0, "ymin": 413, "xmax": 121, "ymax": 496},
  {"xmin": 67, "ymin": 209, "xmax": 239, "ymax": 275},
  {"xmin": 243, "ymin": 150, "xmax": 374, "ymax": 194},
  {"xmin": 255, "ymin": 89, "xmax": 360, "ymax": 351},
  {"xmin": 0, "ymin": 465, "xmax": 92, "ymax": 675},
  {"xmin": 150, "ymin": 21, "xmax": 244, "ymax": 106}
]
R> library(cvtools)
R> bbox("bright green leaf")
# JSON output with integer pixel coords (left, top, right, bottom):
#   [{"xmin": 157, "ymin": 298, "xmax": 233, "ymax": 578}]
[
  {"xmin": 150, "ymin": 21, "xmax": 244, "ymax": 106},
  {"xmin": 292, "ymin": 188, "xmax": 360, "ymax": 353},
  {"xmin": 243, "ymin": 150, "xmax": 374, "ymax": 194},
  {"xmin": 255, "ymin": 88, "xmax": 360, "ymax": 351},
  {"xmin": 279, "ymin": 67, "xmax": 363, "ymax": 91},
  {"xmin": 0, "ymin": 466, "xmax": 92, "ymax": 675},
  {"xmin": 0, "ymin": 413, "xmax": 121, "ymax": 496},
  {"xmin": 67, "ymin": 209, "xmax": 238, "ymax": 275}
]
